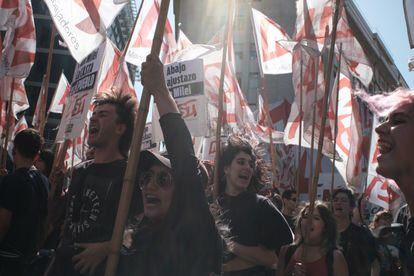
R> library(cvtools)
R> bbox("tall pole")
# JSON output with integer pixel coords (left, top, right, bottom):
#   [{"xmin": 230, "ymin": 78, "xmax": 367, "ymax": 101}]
[
  {"xmin": 301, "ymin": 0, "xmax": 342, "ymax": 263},
  {"xmin": 212, "ymin": 0, "xmax": 235, "ymax": 200},
  {"xmin": 250, "ymin": 7, "xmax": 280, "ymax": 190},
  {"xmin": 309, "ymin": 0, "xmax": 341, "ymax": 212},
  {"xmin": 39, "ymin": 24, "xmax": 56, "ymax": 136},
  {"xmin": 330, "ymin": 44, "xmax": 343, "ymax": 204},
  {"xmin": 296, "ymin": 56, "xmax": 304, "ymax": 193},
  {"xmin": 104, "ymin": 1, "xmax": 171, "ymax": 275},
  {"xmin": 309, "ymin": 56, "xmax": 319, "ymax": 192},
  {"xmin": 260, "ymin": 78, "xmax": 280, "ymax": 189}
]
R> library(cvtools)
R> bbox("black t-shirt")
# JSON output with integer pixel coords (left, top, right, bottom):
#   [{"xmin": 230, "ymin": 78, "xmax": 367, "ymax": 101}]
[
  {"xmin": 339, "ymin": 223, "xmax": 377, "ymax": 276},
  {"xmin": 218, "ymin": 191, "xmax": 293, "ymax": 274},
  {"xmin": 0, "ymin": 167, "xmax": 49, "ymax": 259},
  {"xmin": 50, "ymin": 159, "xmax": 141, "ymax": 276}
]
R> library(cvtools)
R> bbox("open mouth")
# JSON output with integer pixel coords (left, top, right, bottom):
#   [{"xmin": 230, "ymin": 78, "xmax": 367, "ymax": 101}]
[
  {"xmin": 144, "ymin": 194, "xmax": 161, "ymax": 205},
  {"xmin": 89, "ymin": 126, "xmax": 99, "ymax": 136},
  {"xmin": 377, "ymin": 139, "xmax": 393, "ymax": 154}
]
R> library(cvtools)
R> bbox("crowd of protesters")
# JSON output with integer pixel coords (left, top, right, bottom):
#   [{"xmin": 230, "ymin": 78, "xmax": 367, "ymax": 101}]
[{"xmin": 1, "ymin": 55, "xmax": 414, "ymax": 276}]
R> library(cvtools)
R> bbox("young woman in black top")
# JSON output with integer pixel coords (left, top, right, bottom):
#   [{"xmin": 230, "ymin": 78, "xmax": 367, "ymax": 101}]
[{"xmin": 216, "ymin": 136, "xmax": 293, "ymax": 275}]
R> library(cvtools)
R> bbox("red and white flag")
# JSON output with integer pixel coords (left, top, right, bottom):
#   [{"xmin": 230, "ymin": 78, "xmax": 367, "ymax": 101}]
[
  {"xmin": 176, "ymin": 29, "xmax": 192, "ymax": 52},
  {"xmin": 0, "ymin": 0, "xmax": 36, "ymax": 78},
  {"xmin": 97, "ymin": 39, "xmax": 136, "ymax": 96},
  {"xmin": 294, "ymin": 0, "xmax": 372, "ymax": 86},
  {"xmin": 43, "ymin": 0, "xmax": 126, "ymax": 63},
  {"xmin": 0, "ymin": 76, "xmax": 29, "ymax": 117},
  {"xmin": 125, "ymin": 0, "xmax": 176, "ymax": 67},
  {"xmin": 284, "ymin": 45, "xmax": 333, "ymax": 155},
  {"xmin": 12, "ymin": 115, "xmax": 27, "ymax": 139},
  {"xmin": 294, "ymin": 0, "xmax": 332, "ymax": 49},
  {"xmin": 258, "ymin": 97, "xmax": 291, "ymax": 132},
  {"xmin": 251, "ymin": 8, "xmax": 292, "ymax": 74},
  {"xmin": 365, "ymin": 117, "xmax": 403, "ymax": 210},
  {"xmin": 48, "ymin": 73, "xmax": 70, "ymax": 114}
]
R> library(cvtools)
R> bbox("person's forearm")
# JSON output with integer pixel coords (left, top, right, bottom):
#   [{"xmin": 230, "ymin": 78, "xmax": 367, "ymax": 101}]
[
  {"xmin": 154, "ymin": 86, "xmax": 179, "ymax": 116},
  {"xmin": 231, "ymin": 243, "xmax": 278, "ymax": 268}
]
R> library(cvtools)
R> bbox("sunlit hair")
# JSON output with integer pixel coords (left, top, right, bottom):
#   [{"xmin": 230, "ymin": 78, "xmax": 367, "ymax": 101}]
[
  {"xmin": 217, "ymin": 135, "xmax": 266, "ymax": 195},
  {"xmin": 294, "ymin": 202, "xmax": 338, "ymax": 251},
  {"xmin": 92, "ymin": 88, "xmax": 137, "ymax": 157},
  {"xmin": 356, "ymin": 88, "xmax": 414, "ymax": 117}
]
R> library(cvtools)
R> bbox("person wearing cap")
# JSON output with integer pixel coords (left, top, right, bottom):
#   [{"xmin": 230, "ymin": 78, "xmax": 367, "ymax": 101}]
[
  {"xmin": 46, "ymin": 89, "xmax": 139, "ymax": 276},
  {"xmin": 116, "ymin": 54, "xmax": 222, "ymax": 275}
]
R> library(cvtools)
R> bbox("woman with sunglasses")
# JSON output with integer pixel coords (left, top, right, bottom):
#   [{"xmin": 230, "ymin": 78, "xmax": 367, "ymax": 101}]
[
  {"xmin": 216, "ymin": 137, "xmax": 293, "ymax": 275},
  {"xmin": 117, "ymin": 54, "xmax": 222, "ymax": 275},
  {"xmin": 277, "ymin": 202, "xmax": 348, "ymax": 276}
]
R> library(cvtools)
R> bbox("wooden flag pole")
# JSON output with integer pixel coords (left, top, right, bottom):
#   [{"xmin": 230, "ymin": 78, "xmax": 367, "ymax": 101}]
[
  {"xmin": 260, "ymin": 78, "xmax": 280, "ymax": 189},
  {"xmin": 301, "ymin": 0, "xmax": 342, "ymax": 263},
  {"xmin": 295, "ymin": 56, "xmax": 304, "ymax": 193},
  {"xmin": 49, "ymin": 139, "xmax": 70, "ymax": 199},
  {"xmin": 39, "ymin": 24, "xmax": 56, "ymax": 136},
  {"xmin": 212, "ymin": 0, "xmax": 234, "ymax": 200},
  {"xmin": 330, "ymin": 44, "xmax": 343, "ymax": 204},
  {"xmin": 309, "ymin": 0, "xmax": 342, "ymax": 217},
  {"xmin": 104, "ymin": 1, "xmax": 171, "ymax": 275},
  {"xmin": 0, "ymin": 79, "xmax": 15, "ymax": 170},
  {"xmin": 250, "ymin": 6, "xmax": 280, "ymax": 190},
  {"xmin": 309, "ymin": 56, "xmax": 319, "ymax": 191}
]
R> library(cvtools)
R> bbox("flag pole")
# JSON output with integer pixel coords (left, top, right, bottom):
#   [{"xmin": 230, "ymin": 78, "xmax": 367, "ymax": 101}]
[
  {"xmin": 104, "ymin": 1, "xmax": 171, "ymax": 275},
  {"xmin": 330, "ymin": 44, "xmax": 343, "ymax": 205},
  {"xmin": 212, "ymin": 0, "xmax": 235, "ymax": 200},
  {"xmin": 39, "ymin": 24, "xmax": 56, "ymax": 136},
  {"xmin": 260, "ymin": 78, "xmax": 280, "ymax": 189},
  {"xmin": 0, "ymin": 79, "xmax": 15, "ymax": 170},
  {"xmin": 309, "ymin": 0, "xmax": 341, "ymax": 215},
  {"xmin": 300, "ymin": 0, "xmax": 342, "ymax": 264},
  {"xmin": 49, "ymin": 139, "xmax": 70, "ymax": 199},
  {"xmin": 295, "ymin": 55, "xmax": 304, "ymax": 193},
  {"xmin": 250, "ymin": 7, "xmax": 280, "ymax": 190},
  {"xmin": 309, "ymin": 56, "xmax": 319, "ymax": 193}
]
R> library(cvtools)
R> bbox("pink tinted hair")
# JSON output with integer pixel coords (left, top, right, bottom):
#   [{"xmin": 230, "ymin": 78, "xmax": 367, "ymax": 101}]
[{"xmin": 355, "ymin": 88, "xmax": 414, "ymax": 117}]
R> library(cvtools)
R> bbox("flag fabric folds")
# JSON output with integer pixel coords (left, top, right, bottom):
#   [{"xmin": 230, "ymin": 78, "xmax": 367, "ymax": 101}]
[
  {"xmin": 0, "ymin": 0, "xmax": 36, "ymax": 78},
  {"xmin": 125, "ymin": 0, "xmax": 176, "ymax": 67},
  {"xmin": 251, "ymin": 8, "xmax": 292, "ymax": 74},
  {"xmin": 43, "ymin": 0, "xmax": 125, "ymax": 62},
  {"xmin": 48, "ymin": 73, "xmax": 71, "ymax": 114}
]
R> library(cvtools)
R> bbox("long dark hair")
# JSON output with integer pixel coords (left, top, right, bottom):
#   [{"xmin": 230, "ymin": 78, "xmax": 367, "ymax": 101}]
[
  {"xmin": 217, "ymin": 135, "xmax": 266, "ymax": 196},
  {"xmin": 294, "ymin": 202, "xmax": 338, "ymax": 252}
]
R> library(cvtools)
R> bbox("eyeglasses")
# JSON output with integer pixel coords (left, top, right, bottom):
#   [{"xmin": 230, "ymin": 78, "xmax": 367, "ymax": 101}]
[{"xmin": 139, "ymin": 171, "xmax": 173, "ymax": 190}]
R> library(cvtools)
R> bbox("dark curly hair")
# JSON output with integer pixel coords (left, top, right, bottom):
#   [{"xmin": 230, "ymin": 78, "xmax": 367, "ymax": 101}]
[{"xmin": 217, "ymin": 135, "xmax": 267, "ymax": 195}]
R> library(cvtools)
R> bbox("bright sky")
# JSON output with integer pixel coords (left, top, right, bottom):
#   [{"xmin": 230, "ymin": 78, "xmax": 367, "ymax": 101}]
[{"xmin": 353, "ymin": 0, "xmax": 414, "ymax": 88}]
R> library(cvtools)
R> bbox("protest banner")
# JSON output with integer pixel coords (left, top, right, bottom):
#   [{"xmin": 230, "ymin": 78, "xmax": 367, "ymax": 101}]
[
  {"xmin": 163, "ymin": 58, "xmax": 207, "ymax": 137},
  {"xmin": 62, "ymin": 41, "xmax": 105, "ymax": 140}
]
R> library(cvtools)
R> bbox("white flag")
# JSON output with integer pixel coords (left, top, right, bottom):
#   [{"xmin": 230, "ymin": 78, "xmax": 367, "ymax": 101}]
[
  {"xmin": 43, "ymin": 0, "xmax": 125, "ymax": 62},
  {"xmin": 48, "ymin": 73, "xmax": 70, "ymax": 114},
  {"xmin": 251, "ymin": 8, "xmax": 292, "ymax": 74}
]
